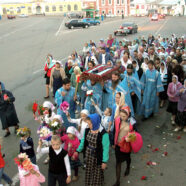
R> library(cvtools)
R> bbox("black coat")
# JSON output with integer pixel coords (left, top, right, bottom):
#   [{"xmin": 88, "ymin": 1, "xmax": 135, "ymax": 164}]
[{"xmin": 0, "ymin": 90, "xmax": 19, "ymax": 129}]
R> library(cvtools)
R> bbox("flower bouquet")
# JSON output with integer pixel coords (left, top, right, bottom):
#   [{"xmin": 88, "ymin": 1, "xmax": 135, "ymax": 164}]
[
  {"xmin": 49, "ymin": 121, "xmax": 61, "ymax": 134},
  {"xmin": 37, "ymin": 126, "xmax": 52, "ymax": 142},
  {"xmin": 86, "ymin": 90, "xmax": 94, "ymax": 102},
  {"xmin": 3, "ymin": 94, "xmax": 8, "ymax": 101},
  {"xmin": 32, "ymin": 102, "xmax": 38, "ymax": 115},
  {"xmin": 38, "ymin": 105, "xmax": 45, "ymax": 116},
  {"xmin": 17, "ymin": 127, "xmax": 31, "ymax": 137},
  {"xmin": 60, "ymin": 101, "xmax": 69, "ymax": 114},
  {"xmin": 126, "ymin": 132, "xmax": 136, "ymax": 142},
  {"xmin": 14, "ymin": 153, "xmax": 33, "ymax": 171}
]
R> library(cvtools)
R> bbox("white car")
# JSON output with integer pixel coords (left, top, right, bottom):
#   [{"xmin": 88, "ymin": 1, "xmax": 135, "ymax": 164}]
[
  {"xmin": 18, "ymin": 14, "xmax": 28, "ymax": 18},
  {"xmin": 151, "ymin": 14, "xmax": 158, "ymax": 21}
]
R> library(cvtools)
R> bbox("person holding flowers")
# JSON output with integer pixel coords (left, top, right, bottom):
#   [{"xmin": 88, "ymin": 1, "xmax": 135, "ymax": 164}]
[
  {"xmin": 15, "ymin": 153, "xmax": 45, "ymax": 186},
  {"xmin": 55, "ymin": 78, "xmax": 76, "ymax": 128},
  {"xmin": 17, "ymin": 127, "xmax": 36, "ymax": 164},
  {"xmin": 112, "ymin": 106, "xmax": 133, "ymax": 186},
  {"xmin": 0, "ymin": 82, "xmax": 19, "ymax": 137},
  {"xmin": 37, "ymin": 135, "xmax": 71, "ymax": 186},
  {"xmin": 61, "ymin": 126, "xmax": 81, "ymax": 182},
  {"xmin": 43, "ymin": 101, "xmax": 56, "ymax": 125}
]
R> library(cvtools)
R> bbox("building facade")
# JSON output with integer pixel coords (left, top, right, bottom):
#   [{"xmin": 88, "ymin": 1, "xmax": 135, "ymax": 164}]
[
  {"xmin": 0, "ymin": 0, "xmax": 82, "ymax": 16},
  {"xmin": 97, "ymin": 0, "xmax": 130, "ymax": 16}
]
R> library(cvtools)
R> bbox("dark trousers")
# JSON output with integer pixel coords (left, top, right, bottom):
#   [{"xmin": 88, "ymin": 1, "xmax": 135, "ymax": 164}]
[{"xmin": 48, "ymin": 171, "xmax": 67, "ymax": 186}]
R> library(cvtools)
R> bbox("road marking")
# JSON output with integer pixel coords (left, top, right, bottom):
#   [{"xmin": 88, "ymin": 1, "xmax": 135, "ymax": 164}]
[
  {"xmin": 0, "ymin": 20, "xmax": 43, "ymax": 40},
  {"xmin": 55, "ymin": 17, "xmax": 66, "ymax": 36},
  {"xmin": 154, "ymin": 18, "xmax": 169, "ymax": 35}
]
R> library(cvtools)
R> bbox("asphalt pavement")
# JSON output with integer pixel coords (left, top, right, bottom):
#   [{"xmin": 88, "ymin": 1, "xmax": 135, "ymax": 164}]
[{"xmin": 0, "ymin": 15, "xmax": 186, "ymax": 186}]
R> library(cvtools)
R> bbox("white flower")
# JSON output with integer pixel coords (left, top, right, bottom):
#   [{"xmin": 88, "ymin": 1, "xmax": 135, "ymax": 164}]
[
  {"xmin": 52, "ymin": 122, "xmax": 59, "ymax": 127},
  {"xmin": 87, "ymin": 90, "xmax": 93, "ymax": 95}
]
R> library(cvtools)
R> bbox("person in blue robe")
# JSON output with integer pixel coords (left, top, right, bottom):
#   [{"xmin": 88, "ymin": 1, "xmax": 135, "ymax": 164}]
[
  {"xmin": 103, "ymin": 72, "xmax": 121, "ymax": 111},
  {"xmin": 140, "ymin": 60, "xmax": 164, "ymax": 120},
  {"xmin": 55, "ymin": 78, "xmax": 76, "ymax": 128},
  {"xmin": 82, "ymin": 79, "xmax": 103, "ymax": 114},
  {"xmin": 116, "ymin": 64, "xmax": 141, "ymax": 116}
]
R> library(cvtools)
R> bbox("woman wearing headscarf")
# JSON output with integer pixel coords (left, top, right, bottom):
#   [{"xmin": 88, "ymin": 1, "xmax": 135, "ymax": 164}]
[
  {"xmin": 175, "ymin": 79, "xmax": 186, "ymax": 132},
  {"xmin": 112, "ymin": 106, "xmax": 133, "ymax": 186},
  {"xmin": 0, "ymin": 82, "xmax": 19, "ymax": 137},
  {"xmin": 167, "ymin": 75, "xmax": 182, "ymax": 126},
  {"xmin": 75, "ymin": 113, "xmax": 110, "ymax": 186},
  {"xmin": 44, "ymin": 54, "xmax": 55, "ymax": 99},
  {"xmin": 50, "ymin": 61, "xmax": 66, "ymax": 97},
  {"xmin": 159, "ymin": 62, "xmax": 168, "ymax": 108}
]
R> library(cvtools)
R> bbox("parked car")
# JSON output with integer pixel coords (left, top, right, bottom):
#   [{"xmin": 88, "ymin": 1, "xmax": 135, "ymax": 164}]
[
  {"xmin": 114, "ymin": 22, "xmax": 138, "ymax": 36},
  {"xmin": 82, "ymin": 18, "xmax": 100, "ymax": 25},
  {"xmin": 7, "ymin": 15, "xmax": 16, "ymax": 19},
  {"xmin": 159, "ymin": 14, "xmax": 166, "ymax": 19},
  {"xmin": 18, "ymin": 14, "xmax": 28, "ymax": 18},
  {"xmin": 65, "ymin": 19, "xmax": 90, "ymax": 29},
  {"xmin": 67, "ymin": 13, "xmax": 83, "ymax": 19},
  {"xmin": 151, "ymin": 14, "xmax": 158, "ymax": 21}
]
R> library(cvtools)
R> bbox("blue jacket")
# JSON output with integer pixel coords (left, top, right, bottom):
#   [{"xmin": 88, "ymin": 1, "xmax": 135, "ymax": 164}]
[{"xmin": 98, "ymin": 53, "xmax": 113, "ymax": 64}]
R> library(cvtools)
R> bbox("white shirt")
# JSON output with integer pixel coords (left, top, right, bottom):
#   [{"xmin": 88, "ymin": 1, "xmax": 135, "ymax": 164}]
[
  {"xmin": 68, "ymin": 118, "xmax": 89, "ymax": 140},
  {"xmin": 102, "ymin": 54, "xmax": 106, "ymax": 64},
  {"xmin": 37, "ymin": 145, "xmax": 71, "ymax": 176},
  {"xmin": 120, "ymin": 58, "xmax": 132, "ymax": 69},
  {"xmin": 141, "ymin": 62, "xmax": 148, "ymax": 72}
]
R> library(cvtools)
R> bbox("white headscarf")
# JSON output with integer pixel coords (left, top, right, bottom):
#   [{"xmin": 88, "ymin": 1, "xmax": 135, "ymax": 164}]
[
  {"xmin": 160, "ymin": 62, "xmax": 167, "ymax": 81},
  {"xmin": 81, "ymin": 109, "xmax": 89, "ymax": 116},
  {"xmin": 115, "ymin": 92, "xmax": 126, "ymax": 119},
  {"xmin": 43, "ymin": 101, "xmax": 55, "ymax": 111},
  {"xmin": 66, "ymin": 126, "xmax": 80, "ymax": 139}
]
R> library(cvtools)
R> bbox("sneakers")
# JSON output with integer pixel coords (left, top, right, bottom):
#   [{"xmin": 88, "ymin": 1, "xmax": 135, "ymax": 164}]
[
  {"xmin": 174, "ymin": 127, "xmax": 181, "ymax": 132},
  {"xmin": 171, "ymin": 120, "xmax": 176, "ymax": 125},
  {"xmin": 72, "ymin": 176, "xmax": 79, "ymax": 181}
]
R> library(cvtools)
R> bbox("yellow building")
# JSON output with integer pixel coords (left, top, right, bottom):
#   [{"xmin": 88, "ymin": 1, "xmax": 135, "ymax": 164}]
[{"xmin": 0, "ymin": 0, "xmax": 82, "ymax": 15}]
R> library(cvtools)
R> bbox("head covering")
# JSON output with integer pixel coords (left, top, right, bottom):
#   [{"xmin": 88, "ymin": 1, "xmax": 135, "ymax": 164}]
[
  {"xmin": 46, "ymin": 56, "xmax": 55, "ymax": 69},
  {"xmin": 43, "ymin": 101, "xmax": 55, "ymax": 111},
  {"xmin": 81, "ymin": 109, "xmax": 89, "ymax": 116},
  {"xmin": 55, "ymin": 60, "xmax": 62, "ymax": 65},
  {"xmin": 74, "ymin": 66, "xmax": 81, "ymax": 74},
  {"xmin": 120, "ymin": 105, "xmax": 131, "ymax": 116},
  {"xmin": 53, "ymin": 115, "xmax": 63, "ymax": 123},
  {"xmin": 67, "ymin": 126, "xmax": 77, "ymax": 135},
  {"xmin": 88, "ymin": 113, "xmax": 101, "ymax": 131},
  {"xmin": 160, "ymin": 62, "xmax": 167, "ymax": 81},
  {"xmin": 100, "ymin": 38, "xmax": 104, "ymax": 41},
  {"xmin": 172, "ymin": 75, "xmax": 179, "ymax": 92},
  {"xmin": 115, "ymin": 92, "xmax": 126, "ymax": 119}
]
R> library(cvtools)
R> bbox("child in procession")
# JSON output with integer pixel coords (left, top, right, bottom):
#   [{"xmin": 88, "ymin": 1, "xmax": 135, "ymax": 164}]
[
  {"xmin": 61, "ymin": 126, "xmax": 81, "ymax": 181},
  {"xmin": 37, "ymin": 135, "xmax": 71, "ymax": 186}
]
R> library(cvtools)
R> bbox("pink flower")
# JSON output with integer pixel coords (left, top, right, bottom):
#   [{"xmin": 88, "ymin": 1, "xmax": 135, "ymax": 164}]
[
  {"xmin": 177, "ymin": 136, "xmax": 181, "ymax": 140},
  {"xmin": 60, "ymin": 101, "xmax": 69, "ymax": 113},
  {"xmin": 164, "ymin": 152, "xmax": 168, "ymax": 156}
]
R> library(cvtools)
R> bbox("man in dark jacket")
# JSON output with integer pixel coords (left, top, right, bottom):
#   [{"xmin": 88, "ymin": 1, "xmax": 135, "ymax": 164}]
[
  {"xmin": 0, "ymin": 82, "xmax": 19, "ymax": 137},
  {"xmin": 98, "ymin": 47, "xmax": 113, "ymax": 64}
]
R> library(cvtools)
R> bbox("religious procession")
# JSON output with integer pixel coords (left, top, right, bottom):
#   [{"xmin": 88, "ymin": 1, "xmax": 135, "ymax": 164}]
[{"xmin": 0, "ymin": 33, "xmax": 186, "ymax": 186}]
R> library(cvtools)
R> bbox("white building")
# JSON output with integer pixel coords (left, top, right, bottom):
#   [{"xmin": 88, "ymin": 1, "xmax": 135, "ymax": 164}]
[{"xmin": 130, "ymin": 0, "xmax": 149, "ymax": 16}]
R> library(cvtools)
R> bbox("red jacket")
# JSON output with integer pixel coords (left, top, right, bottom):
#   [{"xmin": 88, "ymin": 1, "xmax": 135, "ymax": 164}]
[
  {"xmin": 0, "ymin": 145, "xmax": 5, "ymax": 168},
  {"xmin": 44, "ymin": 64, "xmax": 55, "ymax": 77},
  {"xmin": 114, "ymin": 117, "xmax": 133, "ymax": 146}
]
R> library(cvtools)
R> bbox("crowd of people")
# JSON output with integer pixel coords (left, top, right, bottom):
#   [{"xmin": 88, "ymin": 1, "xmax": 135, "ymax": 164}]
[{"xmin": 0, "ymin": 33, "xmax": 186, "ymax": 186}]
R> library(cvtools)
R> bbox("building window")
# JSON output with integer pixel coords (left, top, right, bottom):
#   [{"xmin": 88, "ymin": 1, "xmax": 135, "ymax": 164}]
[
  {"xmin": 3, "ymin": 8, "xmax": 7, "ymax": 14},
  {"xmin": 121, "ymin": 10, "xmax": 124, "ymax": 13},
  {"xmin": 52, "ymin": 5, "xmax": 56, "ymax": 12},
  {"xmin": 67, "ymin": 5, "xmax": 71, "ymax": 11},
  {"xmin": 59, "ymin": 5, "xmax": 63, "ymax": 11},
  {"xmin": 121, "ymin": 0, "xmax": 124, "ymax": 4},
  {"xmin": 109, "ymin": 10, "xmax": 112, "ymax": 14},
  {"xmin": 117, "ymin": 10, "xmax": 120, "ymax": 14},
  {"xmin": 17, "ymin": 7, "xmax": 21, "ymax": 13},
  {"xmin": 109, "ymin": 0, "xmax": 112, "ymax": 5},
  {"xmin": 102, "ymin": 10, "xmax": 105, "ymax": 14},
  {"xmin": 117, "ymin": 0, "xmax": 120, "ymax": 5},
  {"xmin": 141, "ymin": 5, "xmax": 145, "ymax": 9},
  {"xmin": 45, "ymin": 6, "xmax": 49, "ymax": 12},
  {"xmin": 74, "ymin": 4, "xmax": 78, "ymax": 11},
  {"xmin": 28, "ymin": 7, "xmax": 32, "ymax": 13},
  {"xmin": 102, "ymin": 0, "xmax": 105, "ymax": 5}
]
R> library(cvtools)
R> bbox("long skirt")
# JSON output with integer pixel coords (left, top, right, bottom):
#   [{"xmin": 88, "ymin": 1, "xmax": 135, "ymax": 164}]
[
  {"xmin": 167, "ymin": 101, "xmax": 178, "ymax": 115},
  {"xmin": 175, "ymin": 111, "xmax": 186, "ymax": 127},
  {"xmin": 85, "ymin": 132, "xmax": 103, "ymax": 186}
]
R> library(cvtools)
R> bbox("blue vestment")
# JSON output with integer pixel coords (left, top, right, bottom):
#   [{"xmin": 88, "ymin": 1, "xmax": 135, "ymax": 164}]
[
  {"xmin": 82, "ymin": 80, "xmax": 103, "ymax": 114},
  {"xmin": 55, "ymin": 87, "xmax": 76, "ymax": 128},
  {"xmin": 140, "ymin": 69, "xmax": 164, "ymax": 118}
]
